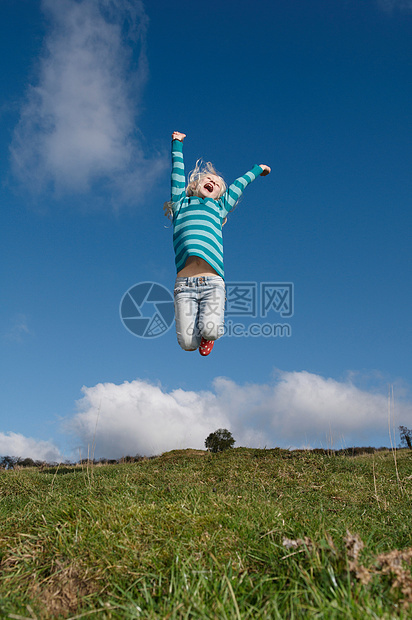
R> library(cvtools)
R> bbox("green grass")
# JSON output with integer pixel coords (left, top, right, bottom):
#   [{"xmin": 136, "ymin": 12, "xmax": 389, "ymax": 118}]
[{"xmin": 0, "ymin": 448, "xmax": 411, "ymax": 619}]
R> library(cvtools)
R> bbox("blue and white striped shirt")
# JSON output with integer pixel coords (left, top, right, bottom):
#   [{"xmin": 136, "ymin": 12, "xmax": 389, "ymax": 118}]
[{"xmin": 170, "ymin": 139, "xmax": 262, "ymax": 279}]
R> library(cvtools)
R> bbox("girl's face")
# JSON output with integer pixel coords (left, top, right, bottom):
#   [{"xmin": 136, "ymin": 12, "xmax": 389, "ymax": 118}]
[{"xmin": 196, "ymin": 175, "xmax": 222, "ymax": 200}]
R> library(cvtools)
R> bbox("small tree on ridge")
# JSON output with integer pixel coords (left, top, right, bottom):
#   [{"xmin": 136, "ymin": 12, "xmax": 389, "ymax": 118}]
[
  {"xmin": 205, "ymin": 428, "xmax": 235, "ymax": 453},
  {"xmin": 399, "ymin": 425, "xmax": 412, "ymax": 449}
]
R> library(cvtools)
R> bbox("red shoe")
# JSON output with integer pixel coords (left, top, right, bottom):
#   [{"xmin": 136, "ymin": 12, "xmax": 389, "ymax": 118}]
[{"xmin": 199, "ymin": 338, "xmax": 214, "ymax": 356}]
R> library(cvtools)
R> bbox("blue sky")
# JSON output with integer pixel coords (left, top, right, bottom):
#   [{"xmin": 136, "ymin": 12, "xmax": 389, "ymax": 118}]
[{"xmin": 1, "ymin": 0, "xmax": 411, "ymax": 461}]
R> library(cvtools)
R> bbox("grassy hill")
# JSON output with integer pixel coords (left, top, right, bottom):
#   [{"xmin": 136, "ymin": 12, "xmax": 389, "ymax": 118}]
[{"xmin": 0, "ymin": 447, "xmax": 411, "ymax": 618}]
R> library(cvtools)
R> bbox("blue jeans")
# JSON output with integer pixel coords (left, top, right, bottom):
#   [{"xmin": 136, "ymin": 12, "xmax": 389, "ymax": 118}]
[{"xmin": 174, "ymin": 276, "xmax": 226, "ymax": 351}]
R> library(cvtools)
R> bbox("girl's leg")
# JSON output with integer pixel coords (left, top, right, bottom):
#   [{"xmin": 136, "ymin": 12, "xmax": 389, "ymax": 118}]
[
  {"xmin": 198, "ymin": 278, "xmax": 225, "ymax": 342},
  {"xmin": 174, "ymin": 279, "xmax": 202, "ymax": 351}
]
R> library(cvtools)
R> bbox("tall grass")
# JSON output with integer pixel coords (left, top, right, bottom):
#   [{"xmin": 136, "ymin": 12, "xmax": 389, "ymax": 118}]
[{"xmin": 0, "ymin": 447, "xmax": 411, "ymax": 619}]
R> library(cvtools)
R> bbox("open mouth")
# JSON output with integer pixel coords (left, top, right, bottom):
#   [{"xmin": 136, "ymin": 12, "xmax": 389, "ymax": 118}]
[{"xmin": 204, "ymin": 183, "xmax": 214, "ymax": 193}]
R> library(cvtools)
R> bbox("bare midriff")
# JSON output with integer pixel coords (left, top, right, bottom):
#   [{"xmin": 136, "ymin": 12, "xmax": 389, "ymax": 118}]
[{"xmin": 177, "ymin": 255, "xmax": 219, "ymax": 277}]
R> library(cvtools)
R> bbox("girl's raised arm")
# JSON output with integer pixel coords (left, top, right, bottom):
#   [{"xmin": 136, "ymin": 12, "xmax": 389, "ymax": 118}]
[
  {"xmin": 171, "ymin": 131, "xmax": 187, "ymax": 205},
  {"xmin": 259, "ymin": 164, "xmax": 271, "ymax": 176},
  {"xmin": 219, "ymin": 164, "xmax": 268, "ymax": 217},
  {"xmin": 172, "ymin": 131, "xmax": 186, "ymax": 142}
]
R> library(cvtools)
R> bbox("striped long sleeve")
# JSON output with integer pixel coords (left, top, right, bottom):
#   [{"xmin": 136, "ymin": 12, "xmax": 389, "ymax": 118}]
[
  {"xmin": 219, "ymin": 165, "xmax": 263, "ymax": 218},
  {"xmin": 170, "ymin": 139, "xmax": 186, "ymax": 208},
  {"xmin": 170, "ymin": 139, "xmax": 263, "ymax": 279}
]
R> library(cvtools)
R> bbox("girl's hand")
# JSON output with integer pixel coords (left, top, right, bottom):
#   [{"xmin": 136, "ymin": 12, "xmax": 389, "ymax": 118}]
[
  {"xmin": 259, "ymin": 165, "xmax": 271, "ymax": 176},
  {"xmin": 172, "ymin": 131, "xmax": 186, "ymax": 142}
]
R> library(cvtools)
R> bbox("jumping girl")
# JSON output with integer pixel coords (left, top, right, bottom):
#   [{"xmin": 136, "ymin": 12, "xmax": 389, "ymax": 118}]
[{"xmin": 164, "ymin": 131, "xmax": 271, "ymax": 356}]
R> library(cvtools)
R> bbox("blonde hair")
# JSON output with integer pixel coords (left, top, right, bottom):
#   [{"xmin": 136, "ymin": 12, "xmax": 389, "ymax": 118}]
[
  {"xmin": 186, "ymin": 159, "xmax": 227, "ymax": 197},
  {"xmin": 163, "ymin": 159, "xmax": 227, "ymax": 220}
]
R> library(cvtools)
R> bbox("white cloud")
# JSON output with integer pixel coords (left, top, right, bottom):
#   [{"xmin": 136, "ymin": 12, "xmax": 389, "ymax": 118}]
[
  {"xmin": 66, "ymin": 380, "xmax": 232, "ymax": 459},
  {"xmin": 0, "ymin": 432, "xmax": 63, "ymax": 462},
  {"xmin": 65, "ymin": 371, "xmax": 412, "ymax": 458},
  {"xmin": 10, "ymin": 0, "xmax": 166, "ymax": 206}
]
